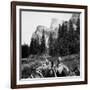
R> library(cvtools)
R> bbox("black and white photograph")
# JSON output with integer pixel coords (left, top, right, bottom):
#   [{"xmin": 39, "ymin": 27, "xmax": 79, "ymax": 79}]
[
  {"xmin": 11, "ymin": 1, "xmax": 87, "ymax": 88},
  {"xmin": 21, "ymin": 10, "xmax": 80, "ymax": 79}
]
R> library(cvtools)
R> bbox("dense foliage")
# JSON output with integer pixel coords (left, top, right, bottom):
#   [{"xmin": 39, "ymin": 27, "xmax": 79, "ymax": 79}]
[{"xmin": 21, "ymin": 16, "xmax": 80, "ymax": 58}]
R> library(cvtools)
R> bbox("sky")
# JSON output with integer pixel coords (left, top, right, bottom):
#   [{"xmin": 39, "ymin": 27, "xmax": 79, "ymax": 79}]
[{"xmin": 21, "ymin": 10, "xmax": 73, "ymax": 45}]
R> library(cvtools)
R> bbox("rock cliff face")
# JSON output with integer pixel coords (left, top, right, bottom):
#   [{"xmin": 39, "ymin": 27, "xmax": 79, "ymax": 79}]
[
  {"xmin": 70, "ymin": 14, "xmax": 80, "ymax": 31},
  {"xmin": 31, "ymin": 25, "xmax": 59, "ymax": 48},
  {"xmin": 31, "ymin": 14, "xmax": 80, "ymax": 49},
  {"xmin": 71, "ymin": 14, "xmax": 80, "ymax": 24}
]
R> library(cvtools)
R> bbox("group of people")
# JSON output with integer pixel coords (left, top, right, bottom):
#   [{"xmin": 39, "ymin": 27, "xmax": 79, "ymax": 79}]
[{"xmin": 30, "ymin": 57, "xmax": 70, "ymax": 78}]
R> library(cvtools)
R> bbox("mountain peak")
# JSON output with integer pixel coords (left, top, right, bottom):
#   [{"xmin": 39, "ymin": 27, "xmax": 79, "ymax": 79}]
[{"xmin": 31, "ymin": 24, "xmax": 59, "ymax": 48}]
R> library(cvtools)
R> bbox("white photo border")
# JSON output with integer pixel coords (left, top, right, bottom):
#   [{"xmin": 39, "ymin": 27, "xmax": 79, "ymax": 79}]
[{"xmin": 16, "ymin": 5, "xmax": 85, "ymax": 85}]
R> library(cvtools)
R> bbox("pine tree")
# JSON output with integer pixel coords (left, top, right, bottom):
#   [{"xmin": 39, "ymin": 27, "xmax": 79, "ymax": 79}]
[
  {"xmin": 49, "ymin": 32, "xmax": 54, "ymax": 56},
  {"xmin": 69, "ymin": 20, "xmax": 74, "ymax": 34},
  {"xmin": 40, "ymin": 30, "xmax": 46, "ymax": 54},
  {"xmin": 57, "ymin": 22, "xmax": 70, "ymax": 56},
  {"xmin": 29, "ymin": 37, "xmax": 40, "ymax": 55},
  {"xmin": 22, "ymin": 44, "xmax": 29, "ymax": 58},
  {"xmin": 58, "ymin": 24, "xmax": 62, "ymax": 39},
  {"xmin": 76, "ymin": 17, "xmax": 80, "ymax": 34},
  {"xmin": 29, "ymin": 38, "xmax": 35, "ymax": 55},
  {"xmin": 75, "ymin": 17, "xmax": 80, "ymax": 53},
  {"xmin": 57, "ymin": 24, "xmax": 62, "ymax": 56},
  {"xmin": 68, "ymin": 19, "xmax": 77, "ymax": 54}
]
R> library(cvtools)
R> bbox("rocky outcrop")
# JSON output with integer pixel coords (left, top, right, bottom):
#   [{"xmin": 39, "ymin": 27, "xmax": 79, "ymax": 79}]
[
  {"xmin": 31, "ymin": 14, "xmax": 80, "ymax": 49},
  {"xmin": 31, "ymin": 25, "xmax": 59, "ymax": 48}
]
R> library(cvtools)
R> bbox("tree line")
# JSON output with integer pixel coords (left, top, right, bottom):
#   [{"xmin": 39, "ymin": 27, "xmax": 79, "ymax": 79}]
[
  {"xmin": 22, "ymin": 17, "xmax": 80, "ymax": 58},
  {"xmin": 49, "ymin": 18, "xmax": 80, "ymax": 56}
]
